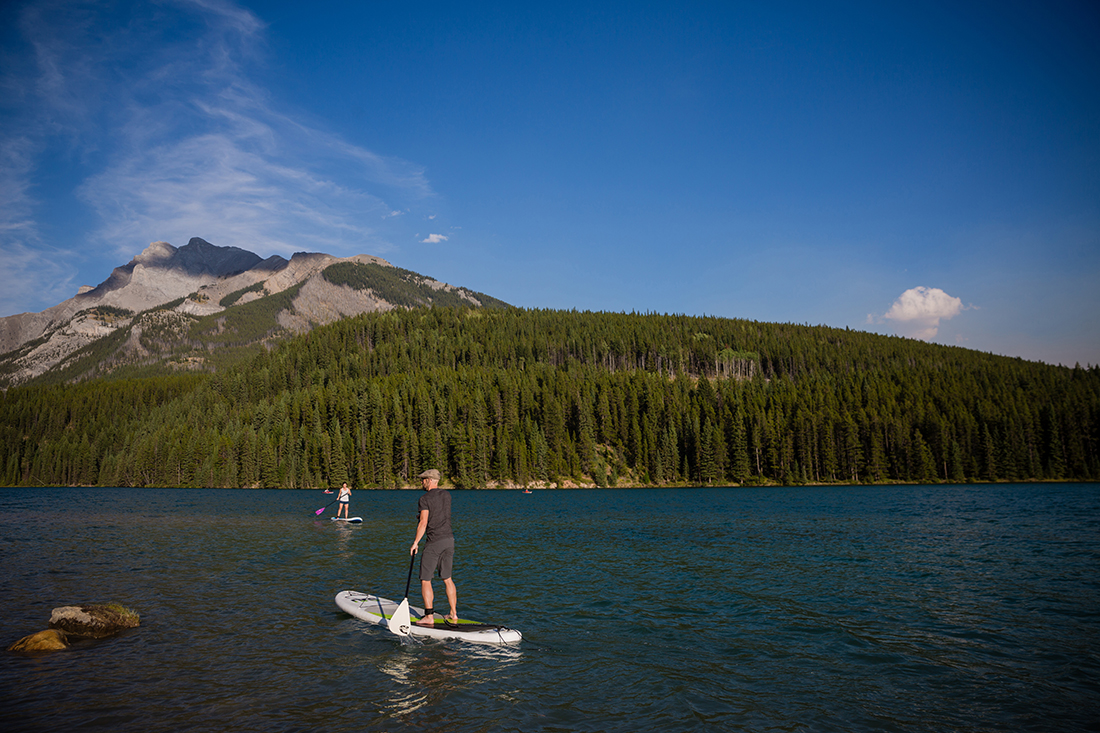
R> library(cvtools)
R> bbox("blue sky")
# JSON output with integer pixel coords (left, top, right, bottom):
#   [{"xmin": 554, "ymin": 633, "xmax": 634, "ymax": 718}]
[{"xmin": 2, "ymin": 0, "xmax": 1097, "ymax": 367}]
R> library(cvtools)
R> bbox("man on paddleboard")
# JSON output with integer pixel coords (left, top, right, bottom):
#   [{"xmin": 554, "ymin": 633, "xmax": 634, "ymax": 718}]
[{"xmin": 409, "ymin": 468, "xmax": 459, "ymax": 626}]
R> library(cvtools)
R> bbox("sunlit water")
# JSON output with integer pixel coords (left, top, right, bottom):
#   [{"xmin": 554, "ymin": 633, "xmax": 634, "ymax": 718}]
[{"xmin": 1, "ymin": 484, "xmax": 1097, "ymax": 732}]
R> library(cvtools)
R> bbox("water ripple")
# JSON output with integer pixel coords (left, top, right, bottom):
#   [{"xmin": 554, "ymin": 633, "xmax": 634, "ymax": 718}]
[{"xmin": 1, "ymin": 484, "xmax": 1098, "ymax": 732}]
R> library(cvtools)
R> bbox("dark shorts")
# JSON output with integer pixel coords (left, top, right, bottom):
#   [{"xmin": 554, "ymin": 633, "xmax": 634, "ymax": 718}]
[{"xmin": 419, "ymin": 537, "xmax": 454, "ymax": 581}]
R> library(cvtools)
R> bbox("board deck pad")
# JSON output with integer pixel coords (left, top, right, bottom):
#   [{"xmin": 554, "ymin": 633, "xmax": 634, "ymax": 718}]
[{"xmin": 335, "ymin": 590, "xmax": 521, "ymax": 644}]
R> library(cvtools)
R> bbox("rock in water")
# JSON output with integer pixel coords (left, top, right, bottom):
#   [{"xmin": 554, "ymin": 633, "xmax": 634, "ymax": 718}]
[
  {"xmin": 49, "ymin": 604, "xmax": 140, "ymax": 638},
  {"xmin": 7, "ymin": 629, "xmax": 69, "ymax": 652}
]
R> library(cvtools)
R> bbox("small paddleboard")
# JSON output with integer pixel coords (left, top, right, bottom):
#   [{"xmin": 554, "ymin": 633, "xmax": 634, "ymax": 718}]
[
  {"xmin": 331, "ymin": 517, "xmax": 363, "ymax": 523},
  {"xmin": 335, "ymin": 590, "xmax": 521, "ymax": 645}
]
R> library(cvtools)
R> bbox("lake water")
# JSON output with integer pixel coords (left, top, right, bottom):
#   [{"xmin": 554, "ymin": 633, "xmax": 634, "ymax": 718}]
[{"xmin": 1, "ymin": 484, "xmax": 1098, "ymax": 732}]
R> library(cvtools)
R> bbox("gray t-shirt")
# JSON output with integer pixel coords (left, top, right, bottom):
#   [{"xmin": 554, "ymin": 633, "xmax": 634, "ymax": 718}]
[{"xmin": 417, "ymin": 489, "xmax": 453, "ymax": 543}]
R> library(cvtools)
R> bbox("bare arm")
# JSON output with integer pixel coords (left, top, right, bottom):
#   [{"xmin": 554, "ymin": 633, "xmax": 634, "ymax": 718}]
[{"xmin": 410, "ymin": 509, "xmax": 429, "ymax": 555}]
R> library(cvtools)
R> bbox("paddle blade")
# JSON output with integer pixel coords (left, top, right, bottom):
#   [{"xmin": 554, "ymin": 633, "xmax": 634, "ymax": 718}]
[
  {"xmin": 388, "ymin": 598, "xmax": 411, "ymax": 637},
  {"xmin": 315, "ymin": 507, "xmax": 325, "ymax": 515}
]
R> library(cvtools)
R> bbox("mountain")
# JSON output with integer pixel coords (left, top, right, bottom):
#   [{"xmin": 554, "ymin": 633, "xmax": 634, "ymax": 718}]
[{"xmin": 0, "ymin": 237, "xmax": 508, "ymax": 387}]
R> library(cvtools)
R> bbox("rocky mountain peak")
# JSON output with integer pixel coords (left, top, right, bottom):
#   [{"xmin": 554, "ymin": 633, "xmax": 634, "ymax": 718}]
[
  {"xmin": 171, "ymin": 237, "xmax": 263, "ymax": 277},
  {"xmin": 0, "ymin": 238, "xmax": 505, "ymax": 388},
  {"xmin": 134, "ymin": 241, "xmax": 177, "ymax": 264}
]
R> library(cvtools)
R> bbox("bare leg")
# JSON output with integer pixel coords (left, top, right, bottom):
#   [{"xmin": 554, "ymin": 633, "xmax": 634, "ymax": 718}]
[
  {"xmin": 443, "ymin": 577, "xmax": 458, "ymax": 621},
  {"xmin": 417, "ymin": 580, "xmax": 435, "ymax": 625}
]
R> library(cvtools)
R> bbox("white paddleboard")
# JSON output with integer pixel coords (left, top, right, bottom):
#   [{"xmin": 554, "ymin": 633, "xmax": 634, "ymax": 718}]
[
  {"xmin": 331, "ymin": 517, "xmax": 363, "ymax": 523},
  {"xmin": 335, "ymin": 590, "xmax": 522, "ymax": 645}
]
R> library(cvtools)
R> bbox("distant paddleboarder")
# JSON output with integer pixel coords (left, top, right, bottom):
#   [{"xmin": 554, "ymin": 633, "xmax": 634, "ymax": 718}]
[
  {"xmin": 336, "ymin": 482, "xmax": 351, "ymax": 519},
  {"xmin": 409, "ymin": 469, "xmax": 459, "ymax": 626}
]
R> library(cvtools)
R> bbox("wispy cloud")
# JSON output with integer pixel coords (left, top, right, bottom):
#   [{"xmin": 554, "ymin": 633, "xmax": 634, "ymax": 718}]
[
  {"xmin": 0, "ymin": 136, "xmax": 38, "ymax": 239},
  {"xmin": 0, "ymin": 131, "xmax": 74, "ymax": 313},
  {"xmin": 176, "ymin": 0, "xmax": 266, "ymax": 36},
  {"xmin": 875, "ymin": 286, "xmax": 967, "ymax": 340},
  {"xmin": 0, "ymin": 0, "xmax": 436, "ymax": 315},
  {"xmin": 421, "ymin": 233, "xmax": 449, "ymax": 244}
]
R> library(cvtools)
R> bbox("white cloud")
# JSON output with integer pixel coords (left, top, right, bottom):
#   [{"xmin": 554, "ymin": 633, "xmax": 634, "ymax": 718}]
[
  {"xmin": 880, "ymin": 286, "xmax": 965, "ymax": 340},
  {"xmin": 421, "ymin": 233, "xmax": 449, "ymax": 244}
]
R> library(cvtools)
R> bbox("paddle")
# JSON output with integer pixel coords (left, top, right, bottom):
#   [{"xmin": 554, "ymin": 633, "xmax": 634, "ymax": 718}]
[
  {"xmin": 388, "ymin": 550, "xmax": 417, "ymax": 637},
  {"xmin": 314, "ymin": 499, "xmax": 339, "ymax": 516}
]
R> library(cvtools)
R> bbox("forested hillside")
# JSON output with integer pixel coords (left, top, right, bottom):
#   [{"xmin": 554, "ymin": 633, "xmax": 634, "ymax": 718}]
[{"xmin": 2, "ymin": 307, "xmax": 1098, "ymax": 488}]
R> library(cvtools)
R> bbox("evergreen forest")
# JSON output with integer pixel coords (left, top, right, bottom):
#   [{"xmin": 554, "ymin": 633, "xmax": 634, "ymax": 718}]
[{"xmin": 2, "ymin": 307, "xmax": 1098, "ymax": 489}]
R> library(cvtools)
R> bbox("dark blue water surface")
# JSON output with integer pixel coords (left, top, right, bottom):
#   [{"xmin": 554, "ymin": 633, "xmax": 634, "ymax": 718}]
[{"xmin": 1, "ymin": 484, "xmax": 1098, "ymax": 732}]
